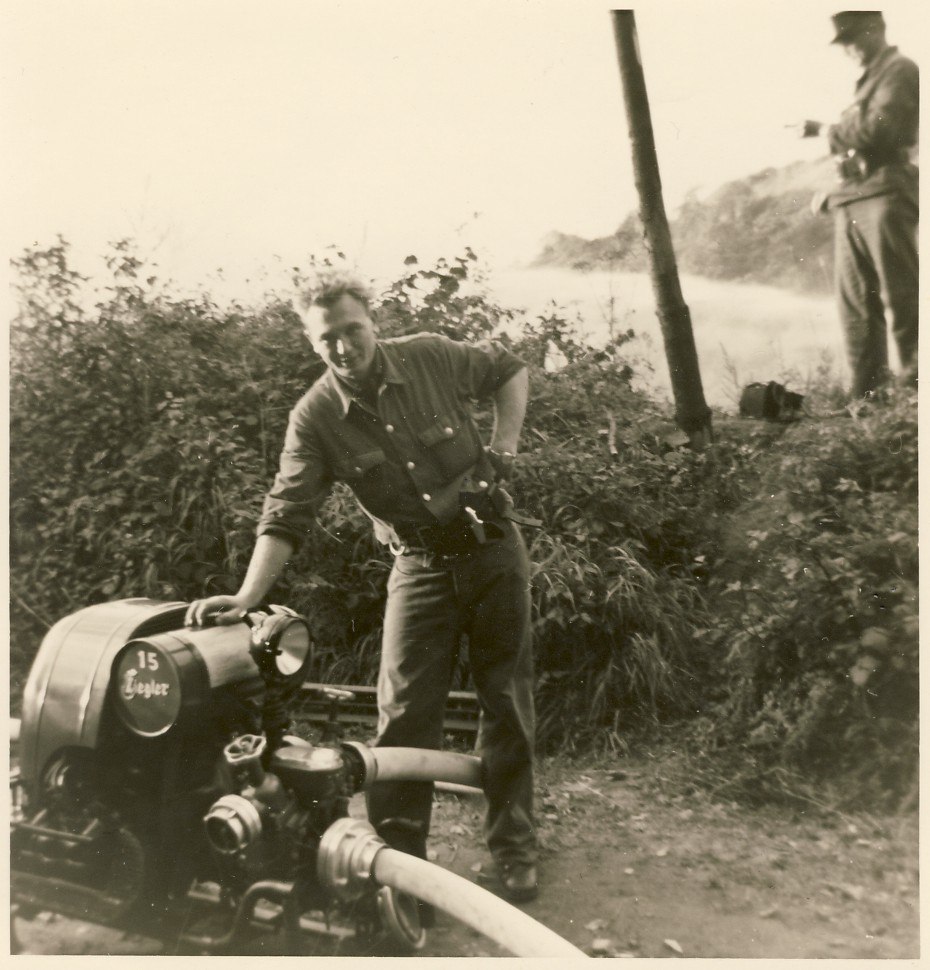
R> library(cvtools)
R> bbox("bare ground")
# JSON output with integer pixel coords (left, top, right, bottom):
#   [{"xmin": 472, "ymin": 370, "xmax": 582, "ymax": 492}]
[{"xmin": 13, "ymin": 749, "xmax": 918, "ymax": 960}]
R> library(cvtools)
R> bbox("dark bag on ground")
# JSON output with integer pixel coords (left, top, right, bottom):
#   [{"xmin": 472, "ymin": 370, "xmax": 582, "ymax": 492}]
[{"xmin": 739, "ymin": 381, "xmax": 805, "ymax": 422}]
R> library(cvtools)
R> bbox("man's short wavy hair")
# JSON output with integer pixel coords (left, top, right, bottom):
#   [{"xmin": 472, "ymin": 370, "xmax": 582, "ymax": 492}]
[{"xmin": 296, "ymin": 276, "xmax": 374, "ymax": 315}]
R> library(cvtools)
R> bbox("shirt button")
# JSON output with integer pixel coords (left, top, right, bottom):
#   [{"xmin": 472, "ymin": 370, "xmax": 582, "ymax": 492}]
[
  {"xmin": 444, "ymin": 426, "xmax": 454, "ymax": 436},
  {"xmin": 385, "ymin": 424, "xmax": 395, "ymax": 433},
  {"xmin": 406, "ymin": 461, "xmax": 416, "ymax": 470},
  {"xmin": 422, "ymin": 493, "xmax": 431, "ymax": 502}
]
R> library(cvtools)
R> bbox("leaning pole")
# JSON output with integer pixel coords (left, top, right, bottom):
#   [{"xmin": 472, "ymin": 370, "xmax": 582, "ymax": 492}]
[{"xmin": 611, "ymin": 10, "xmax": 713, "ymax": 448}]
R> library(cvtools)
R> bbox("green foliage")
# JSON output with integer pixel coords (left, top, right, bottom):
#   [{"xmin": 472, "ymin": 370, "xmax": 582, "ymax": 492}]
[
  {"xmin": 8, "ymin": 239, "xmax": 711, "ymax": 730},
  {"xmin": 527, "ymin": 528, "xmax": 702, "ymax": 751},
  {"xmin": 9, "ymin": 238, "xmax": 917, "ymax": 810},
  {"xmin": 10, "ymin": 240, "xmax": 319, "ymax": 668},
  {"xmin": 698, "ymin": 393, "xmax": 918, "ymax": 808},
  {"xmin": 376, "ymin": 251, "xmax": 517, "ymax": 342}
]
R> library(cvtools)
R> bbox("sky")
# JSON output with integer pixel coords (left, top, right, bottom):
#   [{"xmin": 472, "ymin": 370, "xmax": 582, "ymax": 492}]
[{"xmin": 2, "ymin": 0, "xmax": 926, "ymax": 297}]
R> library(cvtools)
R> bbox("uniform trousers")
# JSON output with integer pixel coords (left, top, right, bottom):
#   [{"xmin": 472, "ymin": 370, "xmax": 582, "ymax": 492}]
[
  {"xmin": 834, "ymin": 193, "xmax": 919, "ymax": 398},
  {"xmin": 366, "ymin": 522, "xmax": 537, "ymax": 868}
]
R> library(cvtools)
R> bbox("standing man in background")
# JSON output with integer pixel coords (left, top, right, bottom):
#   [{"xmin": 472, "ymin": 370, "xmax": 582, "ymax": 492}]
[
  {"xmin": 186, "ymin": 277, "xmax": 540, "ymax": 910},
  {"xmin": 799, "ymin": 10, "xmax": 918, "ymax": 399}
]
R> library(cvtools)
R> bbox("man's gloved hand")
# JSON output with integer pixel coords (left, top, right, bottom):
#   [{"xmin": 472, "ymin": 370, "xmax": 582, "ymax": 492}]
[{"xmin": 788, "ymin": 119, "xmax": 824, "ymax": 138}]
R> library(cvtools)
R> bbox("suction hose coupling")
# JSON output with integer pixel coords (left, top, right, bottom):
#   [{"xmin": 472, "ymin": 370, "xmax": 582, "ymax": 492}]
[
  {"xmin": 340, "ymin": 741, "xmax": 484, "ymax": 792},
  {"xmin": 340, "ymin": 740, "xmax": 376, "ymax": 793}
]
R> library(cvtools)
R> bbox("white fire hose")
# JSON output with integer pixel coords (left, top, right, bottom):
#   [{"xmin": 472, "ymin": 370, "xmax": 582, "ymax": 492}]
[
  {"xmin": 338, "ymin": 745, "xmax": 585, "ymax": 955},
  {"xmin": 373, "ymin": 845, "xmax": 585, "ymax": 958},
  {"xmin": 318, "ymin": 816, "xmax": 586, "ymax": 959},
  {"xmin": 344, "ymin": 742, "xmax": 484, "ymax": 791}
]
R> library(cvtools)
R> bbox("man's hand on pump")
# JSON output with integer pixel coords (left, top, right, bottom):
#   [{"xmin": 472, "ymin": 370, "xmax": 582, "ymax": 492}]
[{"xmin": 185, "ymin": 595, "xmax": 251, "ymax": 628}]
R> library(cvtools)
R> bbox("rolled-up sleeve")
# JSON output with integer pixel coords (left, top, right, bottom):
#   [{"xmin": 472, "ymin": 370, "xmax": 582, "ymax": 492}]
[
  {"xmin": 436, "ymin": 337, "xmax": 526, "ymax": 402},
  {"xmin": 256, "ymin": 402, "xmax": 333, "ymax": 546}
]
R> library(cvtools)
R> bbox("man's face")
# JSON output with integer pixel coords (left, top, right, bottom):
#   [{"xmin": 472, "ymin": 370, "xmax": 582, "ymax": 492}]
[
  {"xmin": 303, "ymin": 294, "xmax": 378, "ymax": 384},
  {"xmin": 842, "ymin": 31, "xmax": 884, "ymax": 68}
]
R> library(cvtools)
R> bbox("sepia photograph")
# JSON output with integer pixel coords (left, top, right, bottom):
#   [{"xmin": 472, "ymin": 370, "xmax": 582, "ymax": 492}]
[{"xmin": 6, "ymin": 0, "xmax": 921, "ymax": 959}]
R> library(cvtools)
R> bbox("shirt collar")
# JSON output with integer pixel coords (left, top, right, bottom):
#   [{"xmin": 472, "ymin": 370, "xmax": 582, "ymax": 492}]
[
  {"xmin": 858, "ymin": 44, "xmax": 896, "ymax": 86},
  {"xmin": 325, "ymin": 342, "xmax": 406, "ymax": 417}
]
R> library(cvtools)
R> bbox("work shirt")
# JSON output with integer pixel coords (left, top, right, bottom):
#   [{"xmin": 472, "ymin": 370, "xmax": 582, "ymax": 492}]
[
  {"xmin": 826, "ymin": 45, "xmax": 919, "ymax": 209},
  {"xmin": 256, "ymin": 333, "xmax": 526, "ymax": 548}
]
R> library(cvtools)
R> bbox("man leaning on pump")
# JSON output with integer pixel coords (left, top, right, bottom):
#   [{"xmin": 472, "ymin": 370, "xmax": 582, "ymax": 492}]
[{"xmin": 187, "ymin": 276, "xmax": 540, "ymax": 916}]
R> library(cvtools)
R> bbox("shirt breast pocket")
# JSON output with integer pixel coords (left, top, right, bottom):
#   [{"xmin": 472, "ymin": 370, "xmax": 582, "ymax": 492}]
[
  {"xmin": 332, "ymin": 449, "xmax": 388, "ymax": 482},
  {"xmin": 417, "ymin": 415, "xmax": 480, "ymax": 479}
]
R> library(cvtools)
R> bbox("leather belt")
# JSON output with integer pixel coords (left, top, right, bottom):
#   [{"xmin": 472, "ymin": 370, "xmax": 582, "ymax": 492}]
[{"xmin": 394, "ymin": 503, "xmax": 506, "ymax": 557}]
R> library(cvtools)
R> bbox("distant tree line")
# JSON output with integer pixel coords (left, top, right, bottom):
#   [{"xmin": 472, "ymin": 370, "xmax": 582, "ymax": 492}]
[{"xmin": 534, "ymin": 158, "xmax": 836, "ymax": 293}]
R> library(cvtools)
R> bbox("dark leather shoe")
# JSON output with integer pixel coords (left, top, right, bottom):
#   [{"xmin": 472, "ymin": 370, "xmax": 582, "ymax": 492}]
[{"xmin": 500, "ymin": 863, "xmax": 538, "ymax": 902}]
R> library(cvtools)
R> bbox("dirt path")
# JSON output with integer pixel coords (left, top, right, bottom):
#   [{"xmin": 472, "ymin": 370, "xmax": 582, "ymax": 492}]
[{"xmin": 14, "ymin": 754, "xmax": 918, "ymax": 959}]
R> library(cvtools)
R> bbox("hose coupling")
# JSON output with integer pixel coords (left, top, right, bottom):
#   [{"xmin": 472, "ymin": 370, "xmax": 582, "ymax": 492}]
[
  {"xmin": 204, "ymin": 794, "xmax": 263, "ymax": 855},
  {"xmin": 340, "ymin": 740, "xmax": 377, "ymax": 791},
  {"xmin": 316, "ymin": 817, "xmax": 386, "ymax": 902}
]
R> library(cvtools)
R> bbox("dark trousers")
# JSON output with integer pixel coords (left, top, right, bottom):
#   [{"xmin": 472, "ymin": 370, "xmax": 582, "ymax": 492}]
[
  {"xmin": 834, "ymin": 193, "xmax": 918, "ymax": 398},
  {"xmin": 366, "ymin": 522, "xmax": 537, "ymax": 868}
]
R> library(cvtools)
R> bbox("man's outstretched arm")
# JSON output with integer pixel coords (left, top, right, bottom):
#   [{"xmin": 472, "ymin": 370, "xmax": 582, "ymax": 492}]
[{"xmin": 185, "ymin": 533, "xmax": 296, "ymax": 627}]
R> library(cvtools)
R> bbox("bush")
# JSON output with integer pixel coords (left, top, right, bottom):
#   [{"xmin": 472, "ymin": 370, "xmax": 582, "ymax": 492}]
[
  {"xmin": 11, "ymin": 241, "xmax": 316, "ymax": 634},
  {"xmin": 699, "ymin": 392, "xmax": 918, "ymax": 808},
  {"xmin": 9, "ymin": 238, "xmax": 917, "ymax": 809},
  {"xmin": 9, "ymin": 241, "xmax": 713, "ymax": 734}
]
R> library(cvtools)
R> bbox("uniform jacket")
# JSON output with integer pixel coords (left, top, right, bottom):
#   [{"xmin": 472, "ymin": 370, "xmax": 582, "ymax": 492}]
[
  {"xmin": 257, "ymin": 333, "xmax": 525, "ymax": 548},
  {"xmin": 826, "ymin": 45, "xmax": 919, "ymax": 209}
]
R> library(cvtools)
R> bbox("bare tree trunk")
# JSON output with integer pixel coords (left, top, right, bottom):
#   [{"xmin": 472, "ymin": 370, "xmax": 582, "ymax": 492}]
[{"xmin": 611, "ymin": 10, "xmax": 713, "ymax": 448}]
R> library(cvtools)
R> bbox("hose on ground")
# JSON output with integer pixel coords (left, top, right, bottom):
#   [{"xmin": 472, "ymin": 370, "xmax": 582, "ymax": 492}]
[{"xmin": 371, "ymin": 846, "xmax": 586, "ymax": 959}]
